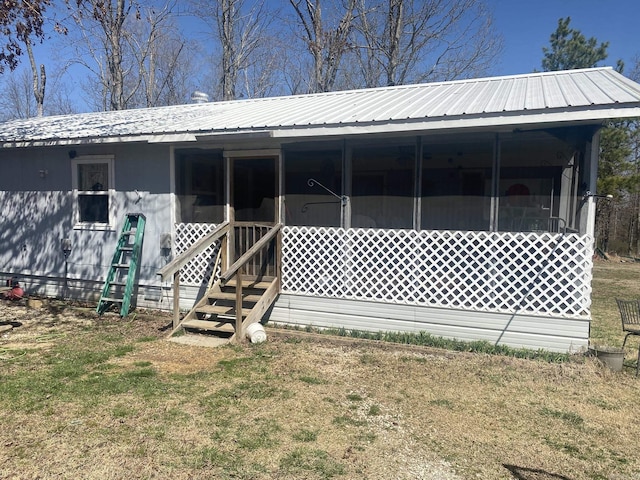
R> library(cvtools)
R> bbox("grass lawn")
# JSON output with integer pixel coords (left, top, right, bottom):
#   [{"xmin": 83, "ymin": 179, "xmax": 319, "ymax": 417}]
[{"xmin": 0, "ymin": 260, "xmax": 639, "ymax": 479}]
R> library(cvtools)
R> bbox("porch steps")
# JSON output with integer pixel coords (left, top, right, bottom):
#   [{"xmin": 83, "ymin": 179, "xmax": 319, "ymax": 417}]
[
  {"xmin": 179, "ymin": 275, "xmax": 278, "ymax": 342},
  {"xmin": 96, "ymin": 213, "xmax": 146, "ymax": 317}
]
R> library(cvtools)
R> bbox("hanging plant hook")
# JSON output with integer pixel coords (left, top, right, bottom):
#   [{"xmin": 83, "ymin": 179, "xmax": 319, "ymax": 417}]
[{"xmin": 307, "ymin": 178, "xmax": 348, "ymax": 206}]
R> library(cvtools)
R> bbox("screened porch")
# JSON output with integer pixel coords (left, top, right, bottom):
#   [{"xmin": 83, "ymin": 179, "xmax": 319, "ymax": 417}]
[{"xmin": 170, "ymin": 127, "xmax": 595, "ymax": 320}]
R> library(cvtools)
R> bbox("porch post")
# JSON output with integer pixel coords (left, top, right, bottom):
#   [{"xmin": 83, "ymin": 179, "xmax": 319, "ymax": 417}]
[
  {"xmin": 413, "ymin": 136, "xmax": 422, "ymax": 230},
  {"xmin": 172, "ymin": 271, "xmax": 180, "ymax": 329},
  {"xmin": 342, "ymin": 140, "xmax": 352, "ymax": 229},
  {"xmin": 226, "ymin": 155, "xmax": 235, "ymax": 264},
  {"xmin": 489, "ymin": 133, "xmax": 501, "ymax": 232},
  {"xmin": 579, "ymin": 130, "xmax": 601, "ymax": 236}
]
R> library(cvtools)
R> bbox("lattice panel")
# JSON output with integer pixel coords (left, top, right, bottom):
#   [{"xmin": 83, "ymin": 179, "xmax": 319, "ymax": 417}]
[
  {"xmin": 282, "ymin": 227, "xmax": 593, "ymax": 318},
  {"xmin": 174, "ymin": 223, "xmax": 221, "ymax": 286}
]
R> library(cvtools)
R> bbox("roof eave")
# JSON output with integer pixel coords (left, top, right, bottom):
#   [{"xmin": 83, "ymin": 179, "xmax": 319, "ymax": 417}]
[{"xmin": 268, "ymin": 105, "xmax": 640, "ymax": 139}]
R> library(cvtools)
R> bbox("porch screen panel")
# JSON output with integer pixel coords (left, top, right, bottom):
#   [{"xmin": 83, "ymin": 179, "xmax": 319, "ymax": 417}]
[
  {"xmin": 175, "ymin": 150, "xmax": 224, "ymax": 224},
  {"xmin": 498, "ymin": 133, "xmax": 563, "ymax": 233},
  {"xmin": 421, "ymin": 138, "xmax": 492, "ymax": 231},
  {"xmin": 351, "ymin": 145, "xmax": 414, "ymax": 229},
  {"xmin": 284, "ymin": 149, "xmax": 342, "ymax": 227}
]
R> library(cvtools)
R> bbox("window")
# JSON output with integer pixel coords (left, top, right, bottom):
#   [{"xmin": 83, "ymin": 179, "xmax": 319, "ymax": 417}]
[{"xmin": 72, "ymin": 156, "xmax": 114, "ymax": 228}]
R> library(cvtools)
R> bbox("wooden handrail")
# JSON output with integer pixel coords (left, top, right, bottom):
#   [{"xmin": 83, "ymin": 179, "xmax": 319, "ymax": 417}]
[
  {"xmin": 157, "ymin": 221, "xmax": 230, "ymax": 281},
  {"xmin": 220, "ymin": 223, "xmax": 282, "ymax": 284}
]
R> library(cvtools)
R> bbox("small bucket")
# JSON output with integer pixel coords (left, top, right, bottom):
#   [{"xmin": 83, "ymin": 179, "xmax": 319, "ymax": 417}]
[
  {"xmin": 246, "ymin": 323, "xmax": 267, "ymax": 343},
  {"xmin": 589, "ymin": 346, "xmax": 624, "ymax": 372}
]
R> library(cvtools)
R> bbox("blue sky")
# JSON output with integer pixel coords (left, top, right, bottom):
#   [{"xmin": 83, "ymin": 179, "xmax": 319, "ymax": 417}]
[
  {"xmin": 488, "ymin": 0, "xmax": 640, "ymax": 76},
  {"xmin": 17, "ymin": 0, "xmax": 640, "ymax": 114}
]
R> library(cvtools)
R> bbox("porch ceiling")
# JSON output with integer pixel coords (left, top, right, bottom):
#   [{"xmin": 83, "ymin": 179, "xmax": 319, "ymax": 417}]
[{"xmin": 2, "ymin": 67, "xmax": 640, "ymax": 148}]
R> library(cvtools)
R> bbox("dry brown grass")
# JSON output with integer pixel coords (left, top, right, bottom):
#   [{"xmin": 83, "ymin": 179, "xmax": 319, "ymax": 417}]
[{"xmin": 1, "ymin": 262, "xmax": 640, "ymax": 480}]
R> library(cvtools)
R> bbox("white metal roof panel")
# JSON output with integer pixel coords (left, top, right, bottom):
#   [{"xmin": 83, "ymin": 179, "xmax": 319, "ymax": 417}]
[{"xmin": 1, "ymin": 67, "xmax": 640, "ymax": 147}]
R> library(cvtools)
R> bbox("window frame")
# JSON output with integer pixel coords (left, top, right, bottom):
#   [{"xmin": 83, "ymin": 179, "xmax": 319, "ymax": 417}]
[{"xmin": 71, "ymin": 155, "xmax": 115, "ymax": 231}]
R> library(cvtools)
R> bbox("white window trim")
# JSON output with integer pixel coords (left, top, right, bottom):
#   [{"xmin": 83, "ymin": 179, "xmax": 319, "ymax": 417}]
[{"xmin": 72, "ymin": 155, "xmax": 116, "ymax": 231}]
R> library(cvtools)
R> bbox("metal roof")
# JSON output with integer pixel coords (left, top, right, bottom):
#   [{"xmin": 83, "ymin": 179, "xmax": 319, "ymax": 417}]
[{"xmin": 2, "ymin": 67, "xmax": 640, "ymax": 147}]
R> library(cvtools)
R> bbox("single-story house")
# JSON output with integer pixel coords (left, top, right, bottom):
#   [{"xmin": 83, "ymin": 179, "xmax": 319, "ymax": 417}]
[{"xmin": 2, "ymin": 67, "xmax": 640, "ymax": 351}]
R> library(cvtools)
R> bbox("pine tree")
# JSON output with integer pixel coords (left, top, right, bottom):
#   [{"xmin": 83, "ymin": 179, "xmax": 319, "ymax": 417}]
[
  {"xmin": 541, "ymin": 17, "xmax": 637, "ymax": 254},
  {"xmin": 542, "ymin": 17, "xmax": 608, "ymax": 71}
]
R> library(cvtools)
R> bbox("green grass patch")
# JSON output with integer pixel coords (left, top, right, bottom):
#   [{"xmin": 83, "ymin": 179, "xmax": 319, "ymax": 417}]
[
  {"xmin": 332, "ymin": 415, "xmax": 367, "ymax": 428},
  {"xmin": 367, "ymin": 404, "xmax": 382, "ymax": 416},
  {"xmin": 292, "ymin": 428, "xmax": 319, "ymax": 442},
  {"xmin": 543, "ymin": 437, "xmax": 582, "ymax": 457},
  {"xmin": 0, "ymin": 338, "xmax": 169, "ymax": 412},
  {"xmin": 237, "ymin": 419, "xmax": 282, "ymax": 450},
  {"xmin": 112, "ymin": 404, "xmax": 137, "ymax": 418},
  {"xmin": 299, "ymin": 375, "xmax": 328, "ymax": 385},
  {"xmin": 136, "ymin": 335, "xmax": 158, "ymax": 343},
  {"xmin": 189, "ymin": 446, "xmax": 228, "ymax": 468},
  {"xmin": 428, "ymin": 398, "xmax": 453, "ymax": 408},
  {"xmin": 540, "ymin": 407, "xmax": 584, "ymax": 427},
  {"xmin": 133, "ymin": 361, "xmax": 153, "ymax": 367},
  {"xmin": 276, "ymin": 324, "xmax": 572, "ymax": 363},
  {"xmin": 279, "ymin": 448, "xmax": 345, "ymax": 479}
]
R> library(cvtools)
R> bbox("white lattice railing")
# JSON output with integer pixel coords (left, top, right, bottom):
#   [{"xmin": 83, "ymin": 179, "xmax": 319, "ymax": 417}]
[
  {"xmin": 174, "ymin": 223, "xmax": 221, "ymax": 286},
  {"xmin": 174, "ymin": 224, "xmax": 593, "ymax": 318},
  {"xmin": 281, "ymin": 227, "xmax": 593, "ymax": 318}
]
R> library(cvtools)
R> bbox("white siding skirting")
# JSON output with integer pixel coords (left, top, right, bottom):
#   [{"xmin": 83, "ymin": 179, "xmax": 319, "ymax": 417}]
[{"xmin": 270, "ymin": 294, "xmax": 590, "ymax": 353}]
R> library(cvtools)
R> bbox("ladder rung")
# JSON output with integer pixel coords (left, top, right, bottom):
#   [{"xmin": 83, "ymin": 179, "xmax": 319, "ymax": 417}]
[
  {"xmin": 101, "ymin": 297, "xmax": 123, "ymax": 303},
  {"xmin": 112, "ymin": 263, "xmax": 130, "ymax": 268}
]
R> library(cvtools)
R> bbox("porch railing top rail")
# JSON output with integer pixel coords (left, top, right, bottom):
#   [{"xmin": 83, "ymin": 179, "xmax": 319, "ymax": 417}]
[
  {"xmin": 220, "ymin": 223, "xmax": 282, "ymax": 284},
  {"xmin": 158, "ymin": 221, "xmax": 230, "ymax": 281}
]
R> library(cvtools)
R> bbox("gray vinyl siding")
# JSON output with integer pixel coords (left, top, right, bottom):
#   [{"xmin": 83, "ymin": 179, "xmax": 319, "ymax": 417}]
[
  {"xmin": 269, "ymin": 293, "xmax": 590, "ymax": 353},
  {"xmin": 0, "ymin": 143, "xmax": 174, "ymax": 294}
]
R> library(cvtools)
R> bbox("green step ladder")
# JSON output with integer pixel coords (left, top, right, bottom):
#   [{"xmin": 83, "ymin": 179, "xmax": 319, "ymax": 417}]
[{"xmin": 97, "ymin": 213, "xmax": 146, "ymax": 317}]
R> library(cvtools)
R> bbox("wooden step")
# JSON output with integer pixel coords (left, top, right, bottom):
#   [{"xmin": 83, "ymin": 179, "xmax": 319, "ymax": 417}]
[
  {"xmin": 224, "ymin": 277, "xmax": 274, "ymax": 289},
  {"xmin": 195, "ymin": 305, "xmax": 252, "ymax": 317},
  {"xmin": 182, "ymin": 319, "xmax": 235, "ymax": 333},
  {"xmin": 208, "ymin": 292, "xmax": 262, "ymax": 303}
]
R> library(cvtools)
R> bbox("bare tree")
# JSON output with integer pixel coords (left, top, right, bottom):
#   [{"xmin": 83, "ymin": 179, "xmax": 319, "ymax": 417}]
[
  {"xmin": 0, "ymin": 69, "xmax": 38, "ymax": 120},
  {"xmin": 68, "ymin": 0, "xmax": 136, "ymax": 110},
  {"xmin": 66, "ymin": 0, "xmax": 191, "ymax": 110},
  {"xmin": 0, "ymin": 63, "xmax": 76, "ymax": 120},
  {"xmin": 351, "ymin": 0, "xmax": 502, "ymax": 88},
  {"xmin": 25, "ymin": 40, "xmax": 46, "ymax": 116},
  {"xmin": 288, "ymin": 0, "xmax": 357, "ymax": 93},
  {"xmin": 191, "ymin": 0, "xmax": 275, "ymax": 101},
  {"xmin": 126, "ymin": 2, "xmax": 193, "ymax": 107}
]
